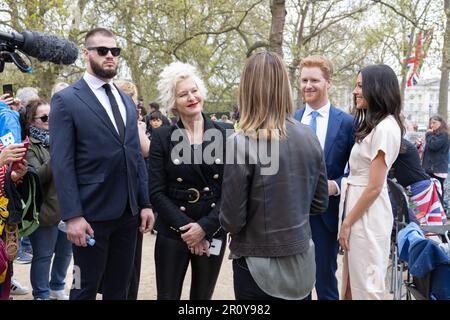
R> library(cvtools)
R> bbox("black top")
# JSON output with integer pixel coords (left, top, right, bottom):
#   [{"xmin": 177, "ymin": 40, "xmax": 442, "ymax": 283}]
[
  {"xmin": 148, "ymin": 114, "xmax": 233, "ymax": 241},
  {"xmin": 391, "ymin": 138, "xmax": 429, "ymax": 187},
  {"xmin": 422, "ymin": 131, "xmax": 450, "ymax": 174}
]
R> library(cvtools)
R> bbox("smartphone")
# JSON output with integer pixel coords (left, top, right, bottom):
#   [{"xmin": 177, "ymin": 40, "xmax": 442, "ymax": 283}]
[
  {"xmin": 2, "ymin": 84, "xmax": 13, "ymax": 97},
  {"xmin": 11, "ymin": 136, "xmax": 29, "ymax": 171},
  {"xmin": 208, "ymin": 238, "xmax": 222, "ymax": 256}
]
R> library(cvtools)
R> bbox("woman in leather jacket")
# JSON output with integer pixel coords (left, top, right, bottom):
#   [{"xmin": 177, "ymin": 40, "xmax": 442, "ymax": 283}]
[
  {"xmin": 220, "ymin": 52, "xmax": 329, "ymax": 300},
  {"xmin": 149, "ymin": 61, "xmax": 232, "ymax": 300}
]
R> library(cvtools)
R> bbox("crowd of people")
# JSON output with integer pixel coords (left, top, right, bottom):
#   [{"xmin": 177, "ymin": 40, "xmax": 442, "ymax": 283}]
[{"xmin": 0, "ymin": 27, "xmax": 448, "ymax": 300}]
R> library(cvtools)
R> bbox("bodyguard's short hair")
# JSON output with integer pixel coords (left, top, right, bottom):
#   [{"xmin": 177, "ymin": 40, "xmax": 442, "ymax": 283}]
[
  {"xmin": 84, "ymin": 27, "xmax": 114, "ymax": 47},
  {"xmin": 157, "ymin": 61, "xmax": 207, "ymax": 114}
]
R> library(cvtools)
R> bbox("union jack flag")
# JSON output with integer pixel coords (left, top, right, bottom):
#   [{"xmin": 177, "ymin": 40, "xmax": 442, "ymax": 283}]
[{"xmin": 404, "ymin": 30, "xmax": 433, "ymax": 87}]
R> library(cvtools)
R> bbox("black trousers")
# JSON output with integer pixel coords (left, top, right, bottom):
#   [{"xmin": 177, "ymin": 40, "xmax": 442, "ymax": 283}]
[
  {"xmin": 154, "ymin": 233, "xmax": 225, "ymax": 300},
  {"xmin": 127, "ymin": 230, "xmax": 143, "ymax": 300},
  {"xmin": 70, "ymin": 212, "xmax": 138, "ymax": 300}
]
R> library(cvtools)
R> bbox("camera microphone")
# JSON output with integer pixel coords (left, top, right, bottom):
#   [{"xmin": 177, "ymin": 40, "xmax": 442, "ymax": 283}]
[{"xmin": 0, "ymin": 30, "xmax": 78, "ymax": 65}]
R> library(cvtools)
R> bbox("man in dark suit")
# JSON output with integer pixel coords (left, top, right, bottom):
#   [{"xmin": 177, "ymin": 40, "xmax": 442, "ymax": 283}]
[
  {"xmin": 294, "ymin": 56, "xmax": 354, "ymax": 300},
  {"xmin": 49, "ymin": 28, "xmax": 154, "ymax": 300}
]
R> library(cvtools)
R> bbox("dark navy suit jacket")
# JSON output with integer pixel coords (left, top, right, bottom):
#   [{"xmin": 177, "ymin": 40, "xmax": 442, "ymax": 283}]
[
  {"xmin": 49, "ymin": 78, "xmax": 149, "ymax": 222},
  {"xmin": 294, "ymin": 106, "xmax": 354, "ymax": 233}
]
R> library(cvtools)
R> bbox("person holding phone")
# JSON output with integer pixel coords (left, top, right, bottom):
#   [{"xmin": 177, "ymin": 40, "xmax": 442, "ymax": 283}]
[
  {"xmin": 149, "ymin": 61, "xmax": 233, "ymax": 300},
  {"xmin": 2, "ymin": 84, "xmax": 13, "ymax": 97},
  {"xmin": 0, "ymin": 91, "xmax": 21, "ymax": 146},
  {"xmin": 1, "ymin": 85, "xmax": 21, "ymax": 114}
]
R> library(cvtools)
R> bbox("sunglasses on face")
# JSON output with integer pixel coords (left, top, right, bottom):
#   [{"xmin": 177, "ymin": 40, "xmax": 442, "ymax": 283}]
[
  {"xmin": 87, "ymin": 46, "xmax": 121, "ymax": 57},
  {"xmin": 34, "ymin": 115, "xmax": 49, "ymax": 123}
]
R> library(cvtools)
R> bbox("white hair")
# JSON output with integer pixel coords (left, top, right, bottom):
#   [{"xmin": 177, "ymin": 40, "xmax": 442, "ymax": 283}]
[
  {"xmin": 16, "ymin": 87, "xmax": 39, "ymax": 106},
  {"xmin": 157, "ymin": 61, "xmax": 207, "ymax": 114},
  {"xmin": 51, "ymin": 82, "xmax": 70, "ymax": 96}
]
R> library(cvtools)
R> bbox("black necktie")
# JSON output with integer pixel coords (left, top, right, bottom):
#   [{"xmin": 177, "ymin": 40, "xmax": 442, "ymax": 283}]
[{"xmin": 102, "ymin": 83, "xmax": 125, "ymax": 141}]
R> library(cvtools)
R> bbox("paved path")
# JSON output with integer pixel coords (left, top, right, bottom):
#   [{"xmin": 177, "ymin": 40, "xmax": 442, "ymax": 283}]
[{"xmin": 12, "ymin": 232, "xmax": 395, "ymax": 300}]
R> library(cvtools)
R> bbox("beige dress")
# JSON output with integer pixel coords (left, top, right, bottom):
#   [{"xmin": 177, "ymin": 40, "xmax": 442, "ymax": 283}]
[{"xmin": 339, "ymin": 115, "xmax": 401, "ymax": 300}]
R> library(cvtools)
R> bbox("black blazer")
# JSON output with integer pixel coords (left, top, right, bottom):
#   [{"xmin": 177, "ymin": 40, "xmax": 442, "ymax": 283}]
[{"xmin": 149, "ymin": 115, "xmax": 233, "ymax": 240}]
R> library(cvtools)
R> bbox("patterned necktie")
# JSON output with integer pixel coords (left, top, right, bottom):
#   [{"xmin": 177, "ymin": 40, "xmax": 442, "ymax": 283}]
[
  {"xmin": 309, "ymin": 111, "xmax": 319, "ymax": 134},
  {"xmin": 102, "ymin": 83, "xmax": 125, "ymax": 142}
]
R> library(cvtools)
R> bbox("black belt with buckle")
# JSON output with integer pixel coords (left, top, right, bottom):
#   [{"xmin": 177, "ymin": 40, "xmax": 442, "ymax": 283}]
[{"xmin": 169, "ymin": 187, "xmax": 215, "ymax": 203}]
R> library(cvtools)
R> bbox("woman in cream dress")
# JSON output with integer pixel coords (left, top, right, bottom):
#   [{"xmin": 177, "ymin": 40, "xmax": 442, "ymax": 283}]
[{"xmin": 338, "ymin": 64, "xmax": 404, "ymax": 300}]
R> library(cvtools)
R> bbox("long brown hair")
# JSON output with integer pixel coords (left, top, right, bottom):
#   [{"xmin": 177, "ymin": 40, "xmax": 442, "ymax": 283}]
[
  {"xmin": 353, "ymin": 64, "xmax": 405, "ymax": 143},
  {"xmin": 26, "ymin": 98, "xmax": 48, "ymax": 125},
  {"xmin": 23, "ymin": 98, "xmax": 49, "ymax": 136},
  {"xmin": 429, "ymin": 114, "xmax": 449, "ymax": 136},
  {"xmin": 238, "ymin": 52, "xmax": 294, "ymax": 140}
]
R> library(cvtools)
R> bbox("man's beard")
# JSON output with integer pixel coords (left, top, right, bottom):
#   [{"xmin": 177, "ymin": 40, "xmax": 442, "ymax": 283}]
[{"xmin": 89, "ymin": 57, "xmax": 117, "ymax": 79}]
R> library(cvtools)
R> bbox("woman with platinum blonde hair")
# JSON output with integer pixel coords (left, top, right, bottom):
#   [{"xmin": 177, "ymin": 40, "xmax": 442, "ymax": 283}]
[
  {"xmin": 157, "ymin": 61, "xmax": 207, "ymax": 115},
  {"xmin": 149, "ymin": 61, "xmax": 233, "ymax": 300}
]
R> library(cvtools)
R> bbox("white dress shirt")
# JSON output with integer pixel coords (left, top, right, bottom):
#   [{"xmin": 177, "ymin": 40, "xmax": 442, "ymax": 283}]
[
  {"xmin": 300, "ymin": 101, "xmax": 340, "ymax": 196},
  {"xmin": 300, "ymin": 102, "xmax": 330, "ymax": 150},
  {"xmin": 83, "ymin": 72, "xmax": 127, "ymax": 134}
]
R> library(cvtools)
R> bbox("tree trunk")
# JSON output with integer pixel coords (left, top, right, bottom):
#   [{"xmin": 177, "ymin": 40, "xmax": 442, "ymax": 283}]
[
  {"xmin": 289, "ymin": 1, "xmax": 310, "ymax": 107},
  {"xmin": 438, "ymin": 0, "xmax": 450, "ymax": 121},
  {"xmin": 269, "ymin": 0, "xmax": 286, "ymax": 57}
]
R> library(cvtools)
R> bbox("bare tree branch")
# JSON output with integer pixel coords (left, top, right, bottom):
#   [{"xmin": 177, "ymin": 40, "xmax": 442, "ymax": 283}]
[
  {"xmin": 371, "ymin": 0, "xmax": 420, "ymax": 28},
  {"xmin": 303, "ymin": 5, "xmax": 369, "ymax": 44},
  {"xmin": 171, "ymin": 0, "xmax": 264, "ymax": 58},
  {"xmin": 246, "ymin": 40, "xmax": 270, "ymax": 56}
]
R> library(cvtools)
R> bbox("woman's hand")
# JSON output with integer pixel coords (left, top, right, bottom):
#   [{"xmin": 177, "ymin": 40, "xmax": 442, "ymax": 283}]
[
  {"xmin": 414, "ymin": 138, "xmax": 423, "ymax": 148},
  {"xmin": 11, "ymin": 159, "xmax": 28, "ymax": 184},
  {"xmin": 188, "ymin": 239, "xmax": 210, "ymax": 257},
  {"xmin": 0, "ymin": 144, "xmax": 27, "ymax": 167},
  {"xmin": 339, "ymin": 220, "xmax": 352, "ymax": 252},
  {"xmin": 180, "ymin": 222, "xmax": 206, "ymax": 247},
  {"xmin": 0, "ymin": 94, "xmax": 21, "ymax": 112}
]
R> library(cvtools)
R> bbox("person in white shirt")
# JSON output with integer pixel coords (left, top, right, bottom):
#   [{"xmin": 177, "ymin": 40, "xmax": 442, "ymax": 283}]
[
  {"xmin": 50, "ymin": 28, "xmax": 154, "ymax": 300},
  {"xmin": 294, "ymin": 56, "xmax": 355, "ymax": 300}
]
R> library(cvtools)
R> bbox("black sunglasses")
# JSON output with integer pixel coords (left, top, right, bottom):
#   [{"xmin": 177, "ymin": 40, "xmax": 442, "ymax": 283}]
[
  {"xmin": 34, "ymin": 115, "xmax": 49, "ymax": 122},
  {"xmin": 87, "ymin": 46, "xmax": 121, "ymax": 57}
]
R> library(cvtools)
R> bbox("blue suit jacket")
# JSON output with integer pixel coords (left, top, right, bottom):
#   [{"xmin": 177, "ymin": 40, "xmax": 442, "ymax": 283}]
[
  {"xmin": 49, "ymin": 78, "xmax": 149, "ymax": 222},
  {"xmin": 294, "ymin": 106, "xmax": 354, "ymax": 233}
]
